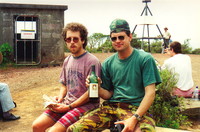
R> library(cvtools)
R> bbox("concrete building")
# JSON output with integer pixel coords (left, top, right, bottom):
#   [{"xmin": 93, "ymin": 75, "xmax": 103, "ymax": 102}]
[{"xmin": 0, "ymin": 3, "xmax": 68, "ymax": 65}]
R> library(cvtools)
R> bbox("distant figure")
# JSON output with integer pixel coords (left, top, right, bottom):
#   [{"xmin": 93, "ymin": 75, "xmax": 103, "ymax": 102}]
[
  {"xmin": 0, "ymin": 83, "xmax": 20, "ymax": 121},
  {"xmin": 161, "ymin": 41, "xmax": 194, "ymax": 98},
  {"xmin": 162, "ymin": 27, "xmax": 171, "ymax": 53}
]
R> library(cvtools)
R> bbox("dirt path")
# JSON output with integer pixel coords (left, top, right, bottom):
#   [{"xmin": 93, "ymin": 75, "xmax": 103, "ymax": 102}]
[
  {"xmin": 0, "ymin": 53, "xmax": 199, "ymax": 132},
  {"xmin": 0, "ymin": 66, "xmax": 61, "ymax": 132}
]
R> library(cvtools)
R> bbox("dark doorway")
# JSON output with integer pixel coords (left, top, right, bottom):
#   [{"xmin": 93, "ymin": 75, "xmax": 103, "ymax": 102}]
[{"xmin": 14, "ymin": 15, "xmax": 41, "ymax": 65}]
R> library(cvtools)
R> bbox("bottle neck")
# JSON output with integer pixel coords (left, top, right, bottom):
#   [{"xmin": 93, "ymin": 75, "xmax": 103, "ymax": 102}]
[
  {"xmin": 91, "ymin": 65, "xmax": 96, "ymax": 75},
  {"xmin": 91, "ymin": 71, "xmax": 95, "ymax": 75}
]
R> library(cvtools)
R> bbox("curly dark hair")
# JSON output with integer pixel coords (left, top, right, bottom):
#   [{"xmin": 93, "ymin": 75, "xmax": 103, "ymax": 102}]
[{"xmin": 62, "ymin": 22, "xmax": 88, "ymax": 49}]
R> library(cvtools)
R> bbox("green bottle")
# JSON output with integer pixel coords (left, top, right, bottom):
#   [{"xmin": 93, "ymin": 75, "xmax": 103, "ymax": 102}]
[{"xmin": 89, "ymin": 65, "xmax": 99, "ymax": 99}]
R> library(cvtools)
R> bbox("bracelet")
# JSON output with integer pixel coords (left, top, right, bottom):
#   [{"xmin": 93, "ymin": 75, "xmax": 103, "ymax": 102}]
[{"xmin": 68, "ymin": 104, "xmax": 73, "ymax": 110}]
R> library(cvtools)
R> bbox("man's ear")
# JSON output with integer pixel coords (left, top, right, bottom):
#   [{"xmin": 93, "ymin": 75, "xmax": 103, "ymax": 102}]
[
  {"xmin": 81, "ymin": 40, "xmax": 85, "ymax": 45},
  {"xmin": 129, "ymin": 33, "xmax": 133, "ymax": 41}
]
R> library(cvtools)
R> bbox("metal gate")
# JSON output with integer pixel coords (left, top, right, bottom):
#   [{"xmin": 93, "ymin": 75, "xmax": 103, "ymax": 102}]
[{"xmin": 14, "ymin": 15, "xmax": 41, "ymax": 65}]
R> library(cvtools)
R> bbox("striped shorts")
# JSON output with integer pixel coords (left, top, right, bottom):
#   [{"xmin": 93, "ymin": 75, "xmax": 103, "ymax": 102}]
[{"xmin": 44, "ymin": 107, "xmax": 86, "ymax": 128}]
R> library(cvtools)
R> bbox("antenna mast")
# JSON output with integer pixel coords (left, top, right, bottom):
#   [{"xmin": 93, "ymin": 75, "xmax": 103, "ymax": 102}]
[{"xmin": 132, "ymin": 0, "xmax": 164, "ymax": 52}]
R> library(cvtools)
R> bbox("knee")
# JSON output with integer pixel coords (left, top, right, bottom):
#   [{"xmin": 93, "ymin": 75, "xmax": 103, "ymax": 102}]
[
  {"xmin": 0, "ymin": 83, "xmax": 8, "ymax": 90},
  {"xmin": 32, "ymin": 120, "xmax": 44, "ymax": 131},
  {"xmin": 49, "ymin": 123, "xmax": 66, "ymax": 132},
  {"xmin": 32, "ymin": 121, "xmax": 39, "ymax": 131}
]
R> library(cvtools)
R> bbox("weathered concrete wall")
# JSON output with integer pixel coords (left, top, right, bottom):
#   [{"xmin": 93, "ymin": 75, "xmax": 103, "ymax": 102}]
[{"xmin": 0, "ymin": 3, "xmax": 68, "ymax": 65}]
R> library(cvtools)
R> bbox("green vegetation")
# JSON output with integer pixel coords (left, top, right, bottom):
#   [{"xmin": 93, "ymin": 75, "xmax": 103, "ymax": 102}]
[
  {"xmin": 192, "ymin": 48, "xmax": 200, "ymax": 54},
  {"xmin": 84, "ymin": 33, "xmax": 200, "ymax": 54},
  {"xmin": 182, "ymin": 39, "xmax": 193, "ymax": 54},
  {"xmin": 0, "ymin": 42, "xmax": 13, "ymax": 65},
  {"xmin": 149, "ymin": 69, "xmax": 191, "ymax": 129}
]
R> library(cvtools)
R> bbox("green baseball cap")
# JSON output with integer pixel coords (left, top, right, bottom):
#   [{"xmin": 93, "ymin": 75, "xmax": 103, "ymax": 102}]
[{"xmin": 110, "ymin": 19, "xmax": 130, "ymax": 33}]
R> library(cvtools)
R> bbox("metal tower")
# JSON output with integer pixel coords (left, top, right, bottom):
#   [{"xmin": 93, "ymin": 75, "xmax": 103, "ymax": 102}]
[{"xmin": 132, "ymin": 0, "xmax": 164, "ymax": 52}]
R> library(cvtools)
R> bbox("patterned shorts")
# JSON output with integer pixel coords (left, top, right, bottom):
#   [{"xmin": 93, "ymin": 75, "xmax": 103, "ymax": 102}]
[
  {"xmin": 67, "ymin": 101, "xmax": 156, "ymax": 132},
  {"xmin": 44, "ymin": 107, "xmax": 86, "ymax": 128}
]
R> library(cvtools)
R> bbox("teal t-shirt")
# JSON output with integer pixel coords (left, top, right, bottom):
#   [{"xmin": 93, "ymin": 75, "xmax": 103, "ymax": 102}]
[{"xmin": 101, "ymin": 49, "xmax": 161, "ymax": 106}]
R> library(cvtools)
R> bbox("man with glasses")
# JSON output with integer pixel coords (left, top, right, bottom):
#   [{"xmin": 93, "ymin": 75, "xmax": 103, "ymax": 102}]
[
  {"xmin": 32, "ymin": 22, "xmax": 101, "ymax": 132},
  {"xmin": 67, "ymin": 19, "xmax": 161, "ymax": 132}
]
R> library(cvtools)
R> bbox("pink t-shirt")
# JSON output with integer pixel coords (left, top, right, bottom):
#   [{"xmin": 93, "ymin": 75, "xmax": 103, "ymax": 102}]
[{"xmin": 60, "ymin": 52, "xmax": 101, "ymax": 111}]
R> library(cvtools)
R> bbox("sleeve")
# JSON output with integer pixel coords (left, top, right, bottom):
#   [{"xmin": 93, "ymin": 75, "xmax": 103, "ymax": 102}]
[
  {"xmin": 161, "ymin": 61, "xmax": 168, "ymax": 70},
  {"xmin": 59, "ymin": 63, "xmax": 66, "ymax": 86},
  {"xmin": 95, "ymin": 62, "xmax": 101, "ymax": 78},
  {"xmin": 161, "ymin": 58, "xmax": 171, "ymax": 70},
  {"xmin": 59, "ymin": 57, "xmax": 70, "ymax": 86},
  {"xmin": 142, "ymin": 55, "xmax": 162, "ymax": 87}
]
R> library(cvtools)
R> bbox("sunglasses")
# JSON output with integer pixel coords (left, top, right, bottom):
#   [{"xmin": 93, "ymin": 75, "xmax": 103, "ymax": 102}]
[
  {"xmin": 111, "ymin": 36, "xmax": 125, "ymax": 42},
  {"xmin": 64, "ymin": 37, "xmax": 79, "ymax": 43}
]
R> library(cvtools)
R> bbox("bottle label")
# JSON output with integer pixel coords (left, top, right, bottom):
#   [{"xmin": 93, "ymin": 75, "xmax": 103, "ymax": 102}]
[{"xmin": 89, "ymin": 83, "xmax": 98, "ymax": 98}]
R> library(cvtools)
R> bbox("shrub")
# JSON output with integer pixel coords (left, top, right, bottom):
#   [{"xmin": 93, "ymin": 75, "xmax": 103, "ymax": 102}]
[
  {"xmin": 149, "ymin": 69, "xmax": 191, "ymax": 129},
  {"xmin": 0, "ymin": 43, "xmax": 13, "ymax": 64},
  {"xmin": 192, "ymin": 48, "xmax": 200, "ymax": 54}
]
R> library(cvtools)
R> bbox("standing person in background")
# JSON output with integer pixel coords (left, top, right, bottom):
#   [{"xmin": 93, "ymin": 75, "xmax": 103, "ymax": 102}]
[
  {"xmin": 0, "ymin": 83, "xmax": 20, "ymax": 121},
  {"xmin": 67, "ymin": 18, "xmax": 161, "ymax": 132},
  {"xmin": 162, "ymin": 27, "xmax": 171, "ymax": 53},
  {"xmin": 32, "ymin": 22, "xmax": 101, "ymax": 132},
  {"xmin": 162, "ymin": 41, "xmax": 194, "ymax": 98}
]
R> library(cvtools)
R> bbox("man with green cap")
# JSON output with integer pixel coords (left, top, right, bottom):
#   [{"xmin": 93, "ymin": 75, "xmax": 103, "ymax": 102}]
[{"xmin": 67, "ymin": 19, "xmax": 161, "ymax": 132}]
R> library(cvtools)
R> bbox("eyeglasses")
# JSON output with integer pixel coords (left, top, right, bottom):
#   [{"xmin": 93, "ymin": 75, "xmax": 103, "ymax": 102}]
[
  {"xmin": 111, "ymin": 36, "xmax": 125, "ymax": 42},
  {"xmin": 64, "ymin": 37, "xmax": 79, "ymax": 43}
]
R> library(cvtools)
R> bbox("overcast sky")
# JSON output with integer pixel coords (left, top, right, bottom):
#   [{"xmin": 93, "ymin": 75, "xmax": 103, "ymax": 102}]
[{"xmin": 1, "ymin": 0, "xmax": 200, "ymax": 49}]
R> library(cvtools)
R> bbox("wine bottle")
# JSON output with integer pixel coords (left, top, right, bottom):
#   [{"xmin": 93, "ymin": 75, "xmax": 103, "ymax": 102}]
[{"xmin": 89, "ymin": 65, "xmax": 99, "ymax": 99}]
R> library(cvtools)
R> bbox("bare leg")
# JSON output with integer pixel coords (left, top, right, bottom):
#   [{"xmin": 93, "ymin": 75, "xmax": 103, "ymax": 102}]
[
  {"xmin": 49, "ymin": 122, "xmax": 66, "ymax": 132},
  {"xmin": 32, "ymin": 114, "xmax": 55, "ymax": 132}
]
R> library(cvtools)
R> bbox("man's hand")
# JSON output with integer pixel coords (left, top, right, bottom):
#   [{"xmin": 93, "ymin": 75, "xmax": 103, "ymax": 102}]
[
  {"xmin": 53, "ymin": 96, "xmax": 63, "ymax": 103},
  {"xmin": 85, "ymin": 76, "xmax": 101, "ymax": 88},
  {"xmin": 114, "ymin": 116, "xmax": 138, "ymax": 132},
  {"xmin": 48, "ymin": 104, "xmax": 69, "ymax": 113}
]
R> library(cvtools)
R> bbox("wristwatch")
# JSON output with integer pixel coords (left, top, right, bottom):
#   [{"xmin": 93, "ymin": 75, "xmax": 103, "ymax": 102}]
[{"xmin": 133, "ymin": 114, "xmax": 142, "ymax": 121}]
